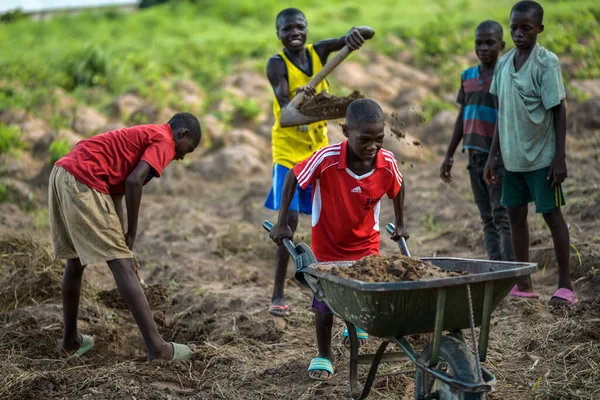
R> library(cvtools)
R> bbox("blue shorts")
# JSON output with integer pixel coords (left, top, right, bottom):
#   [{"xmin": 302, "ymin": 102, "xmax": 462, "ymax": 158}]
[{"xmin": 264, "ymin": 163, "xmax": 312, "ymax": 214}]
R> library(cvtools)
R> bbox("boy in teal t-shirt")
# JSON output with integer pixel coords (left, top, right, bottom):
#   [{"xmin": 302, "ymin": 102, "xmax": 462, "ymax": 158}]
[{"xmin": 485, "ymin": 0, "xmax": 576, "ymax": 308}]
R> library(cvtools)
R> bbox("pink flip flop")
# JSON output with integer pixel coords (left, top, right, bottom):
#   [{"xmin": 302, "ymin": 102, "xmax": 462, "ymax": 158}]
[
  {"xmin": 508, "ymin": 285, "xmax": 540, "ymax": 298},
  {"xmin": 550, "ymin": 288, "xmax": 579, "ymax": 307},
  {"xmin": 268, "ymin": 304, "xmax": 290, "ymax": 317}
]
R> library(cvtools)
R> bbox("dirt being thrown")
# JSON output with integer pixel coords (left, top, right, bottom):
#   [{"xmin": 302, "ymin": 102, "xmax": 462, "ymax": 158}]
[
  {"xmin": 298, "ymin": 90, "xmax": 364, "ymax": 119},
  {"xmin": 323, "ymin": 254, "xmax": 469, "ymax": 283},
  {"xmin": 98, "ymin": 284, "xmax": 168, "ymax": 309}
]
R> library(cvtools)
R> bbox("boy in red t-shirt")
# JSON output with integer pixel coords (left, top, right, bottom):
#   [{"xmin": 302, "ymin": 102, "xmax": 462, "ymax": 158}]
[
  {"xmin": 270, "ymin": 99, "xmax": 408, "ymax": 381},
  {"xmin": 50, "ymin": 112, "xmax": 201, "ymax": 361}
]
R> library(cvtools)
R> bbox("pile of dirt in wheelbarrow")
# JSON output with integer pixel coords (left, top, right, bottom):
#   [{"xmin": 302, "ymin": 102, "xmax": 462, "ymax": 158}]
[
  {"xmin": 298, "ymin": 90, "xmax": 364, "ymax": 119},
  {"xmin": 326, "ymin": 254, "xmax": 469, "ymax": 282}
]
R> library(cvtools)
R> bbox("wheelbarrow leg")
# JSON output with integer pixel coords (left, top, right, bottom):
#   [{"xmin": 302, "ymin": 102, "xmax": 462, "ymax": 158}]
[
  {"xmin": 347, "ymin": 322, "xmax": 360, "ymax": 398},
  {"xmin": 347, "ymin": 322, "xmax": 390, "ymax": 400}
]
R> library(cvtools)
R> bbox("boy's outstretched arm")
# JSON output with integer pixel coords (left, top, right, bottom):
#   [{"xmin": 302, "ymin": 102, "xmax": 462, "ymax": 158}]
[
  {"xmin": 390, "ymin": 182, "xmax": 409, "ymax": 241},
  {"xmin": 314, "ymin": 26, "xmax": 375, "ymax": 63},
  {"xmin": 124, "ymin": 160, "xmax": 152, "ymax": 250},
  {"xmin": 548, "ymin": 100, "xmax": 567, "ymax": 187},
  {"xmin": 270, "ymin": 170, "xmax": 299, "ymax": 246},
  {"xmin": 110, "ymin": 193, "xmax": 125, "ymax": 234},
  {"xmin": 440, "ymin": 106, "xmax": 465, "ymax": 183}
]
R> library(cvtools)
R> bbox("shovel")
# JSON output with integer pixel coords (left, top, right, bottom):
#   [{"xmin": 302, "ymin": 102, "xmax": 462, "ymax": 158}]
[
  {"xmin": 279, "ymin": 28, "xmax": 371, "ymax": 128},
  {"xmin": 385, "ymin": 223, "xmax": 410, "ymax": 257},
  {"xmin": 262, "ymin": 220, "xmax": 318, "ymax": 290}
]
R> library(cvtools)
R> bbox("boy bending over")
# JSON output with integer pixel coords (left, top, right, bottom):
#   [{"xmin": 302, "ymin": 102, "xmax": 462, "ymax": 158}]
[{"xmin": 50, "ymin": 113, "xmax": 201, "ymax": 360}]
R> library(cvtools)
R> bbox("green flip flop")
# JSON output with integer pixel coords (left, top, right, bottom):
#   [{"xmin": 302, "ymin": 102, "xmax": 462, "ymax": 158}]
[
  {"xmin": 308, "ymin": 357, "xmax": 334, "ymax": 381},
  {"xmin": 170, "ymin": 342, "xmax": 193, "ymax": 361},
  {"xmin": 71, "ymin": 334, "xmax": 95, "ymax": 357}
]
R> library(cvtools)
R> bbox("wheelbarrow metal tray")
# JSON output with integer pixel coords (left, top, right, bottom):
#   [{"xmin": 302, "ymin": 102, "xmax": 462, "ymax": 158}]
[{"xmin": 307, "ymin": 257, "xmax": 537, "ymax": 338}]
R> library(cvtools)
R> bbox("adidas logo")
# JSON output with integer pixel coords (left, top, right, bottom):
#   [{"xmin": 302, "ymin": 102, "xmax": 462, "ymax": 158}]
[{"xmin": 351, "ymin": 186, "xmax": 362, "ymax": 193}]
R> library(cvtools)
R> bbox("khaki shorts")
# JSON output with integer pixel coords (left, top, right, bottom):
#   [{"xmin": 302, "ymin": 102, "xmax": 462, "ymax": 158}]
[{"xmin": 49, "ymin": 166, "xmax": 132, "ymax": 265}]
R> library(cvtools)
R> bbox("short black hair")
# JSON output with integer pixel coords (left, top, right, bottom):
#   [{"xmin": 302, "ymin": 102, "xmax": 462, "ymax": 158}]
[
  {"xmin": 511, "ymin": 1, "xmax": 544, "ymax": 25},
  {"xmin": 476, "ymin": 20, "xmax": 504, "ymax": 38},
  {"xmin": 346, "ymin": 99, "xmax": 385, "ymax": 127},
  {"xmin": 276, "ymin": 8, "xmax": 305, "ymax": 30},
  {"xmin": 168, "ymin": 112, "xmax": 201, "ymax": 145}
]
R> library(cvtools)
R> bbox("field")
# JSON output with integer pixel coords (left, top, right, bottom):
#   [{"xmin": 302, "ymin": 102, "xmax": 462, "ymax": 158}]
[{"xmin": 1, "ymin": 1, "xmax": 600, "ymax": 399}]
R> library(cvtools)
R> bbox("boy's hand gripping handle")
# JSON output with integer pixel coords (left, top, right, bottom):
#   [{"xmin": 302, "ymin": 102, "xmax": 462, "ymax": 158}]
[
  {"xmin": 287, "ymin": 46, "xmax": 352, "ymax": 110},
  {"xmin": 386, "ymin": 223, "xmax": 411, "ymax": 257},
  {"xmin": 263, "ymin": 220, "xmax": 298, "ymax": 259}
]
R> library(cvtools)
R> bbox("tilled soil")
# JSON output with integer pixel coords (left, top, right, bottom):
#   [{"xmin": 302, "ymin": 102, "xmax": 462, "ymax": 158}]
[
  {"xmin": 98, "ymin": 283, "xmax": 169, "ymax": 309},
  {"xmin": 298, "ymin": 90, "xmax": 364, "ymax": 119},
  {"xmin": 324, "ymin": 254, "xmax": 469, "ymax": 282}
]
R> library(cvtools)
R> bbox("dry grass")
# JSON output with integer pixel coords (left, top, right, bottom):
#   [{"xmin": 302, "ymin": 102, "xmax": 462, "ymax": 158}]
[
  {"xmin": 487, "ymin": 296, "xmax": 600, "ymax": 400},
  {"xmin": 0, "ymin": 235, "xmax": 65, "ymax": 313}
]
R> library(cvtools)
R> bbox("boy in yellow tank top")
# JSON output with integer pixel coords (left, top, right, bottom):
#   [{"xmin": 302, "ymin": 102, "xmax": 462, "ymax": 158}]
[{"xmin": 264, "ymin": 7, "xmax": 374, "ymax": 319}]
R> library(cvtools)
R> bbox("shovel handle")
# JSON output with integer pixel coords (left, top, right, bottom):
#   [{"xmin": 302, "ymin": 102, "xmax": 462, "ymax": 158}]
[
  {"xmin": 288, "ymin": 46, "xmax": 353, "ymax": 109},
  {"xmin": 385, "ymin": 223, "xmax": 411, "ymax": 257},
  {"xmin": 263, "ymin": 220, "xmax": 298, "ymax": 259}
]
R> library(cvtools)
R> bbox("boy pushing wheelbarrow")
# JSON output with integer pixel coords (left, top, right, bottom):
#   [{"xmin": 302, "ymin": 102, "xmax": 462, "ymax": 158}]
[{"xmin": 269, "ymin": 99, "xmax": 408, "ymax": 381}]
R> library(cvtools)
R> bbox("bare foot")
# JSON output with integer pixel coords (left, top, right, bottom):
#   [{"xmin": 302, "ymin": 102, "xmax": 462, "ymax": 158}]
[
  {"xmin": 148, "ymin": 342, "xmax": 174, "ymax": 361},
  {"xmin": 59, "ymin": 335, "xmax": 82, "ymax": 357},
  {"xmin": 308, "ymin": 369, "xmax": 332, "ymax": 380}
]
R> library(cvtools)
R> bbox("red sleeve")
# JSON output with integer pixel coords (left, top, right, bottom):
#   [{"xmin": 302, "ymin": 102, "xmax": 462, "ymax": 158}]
[
  {"xmin": 141, "ymin": 140, "xmax": 176, "ymax": 177},
  {"xmin": 386, "ymin": 159, "xmax": 403, "ymax": 199},
  {"xmin": 293, "ymin": 151, "xmax": 325, "ymax": 190}
]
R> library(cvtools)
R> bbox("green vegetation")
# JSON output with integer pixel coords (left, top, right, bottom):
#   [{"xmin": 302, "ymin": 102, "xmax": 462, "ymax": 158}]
[
  {"xmin": 0, "ymin": 123, "xmax": 23, "ymax": 155},
  {"xmin": 422, "ymin": 98, "xmax": 456, "ymax": 122},
  {"xmin": 0, "ymin": 182, "xmax": 7, "ymax": 203},
  {"xmin": 0, "ymin": 0, "xmax": 599, "ymax": 118},
  {"xmin": 48, "ymin": 138, "xmax": 72, "ymax": 164}
]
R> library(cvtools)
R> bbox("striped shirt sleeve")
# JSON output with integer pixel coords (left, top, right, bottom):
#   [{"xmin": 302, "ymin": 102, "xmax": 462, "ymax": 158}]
[
  {"xmin": 381, "ymin": 150, "xmax": 403, "ymax": 198},
  {"xmin": 293, "ymin": 145, "xmax": 340, "ymax": 190}
]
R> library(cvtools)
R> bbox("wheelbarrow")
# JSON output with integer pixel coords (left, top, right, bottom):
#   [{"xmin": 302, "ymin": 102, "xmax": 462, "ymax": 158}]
[{"xmin": 263, "ymin": 220, "xmax": 537, "ymax": 399}]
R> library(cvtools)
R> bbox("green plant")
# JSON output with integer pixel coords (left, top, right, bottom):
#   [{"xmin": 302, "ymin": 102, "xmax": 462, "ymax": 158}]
[
  {"xmin": 0, "ymin": 123, "xmax": 23, "ymax": 155},
  {"xmin": 232, "ymin": 98, "xmax": 261, "ymax": 121},
  {"xmin": 0, "ymin": 182, "xmax": 7, "ymax": 202},
  {"xmin": 63, "ymin": 46, "xmax": 108, "ymax": 91},
  {"xmin": 48, "ymin": 138, "xmax": 71, "ymax": 164},
  {"xmin": 422, "ymin": 99, "xmax": 456, "ymax": 122},
  {"xmin": 420, "ymin": 212, "xmax": 441, "ymax": 232}
]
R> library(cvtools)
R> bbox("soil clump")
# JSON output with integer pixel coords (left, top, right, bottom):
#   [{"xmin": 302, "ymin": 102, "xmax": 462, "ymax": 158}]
[
  {"xmin": 298, "ymin": 90, "xmax": 364, "ymax": 119},
  {"xmin": 98, "ymin": 283, "xmax": 169, "ymax": 309},
  {"xmin": 388, "ymin": 111, "xmax": 407, "ymax": 138},
  {"xmin": 324, "ymin": 254, "xmax": 469, "ymax": 282}
]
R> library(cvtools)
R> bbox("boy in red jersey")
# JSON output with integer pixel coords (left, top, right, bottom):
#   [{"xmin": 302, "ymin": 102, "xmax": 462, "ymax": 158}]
[
  {"xmin": 50, "ymin": 112, "xmax": 200, "ymax": 361},
  {"xmin": 270, "ymin": 99, "xmax": 407, "ymax": 380}
]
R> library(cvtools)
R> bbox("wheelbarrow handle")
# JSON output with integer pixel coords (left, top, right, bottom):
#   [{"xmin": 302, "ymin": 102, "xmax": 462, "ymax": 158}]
[
  {"xmin": 263, "ymin": 220, "xmax": 298, "ymax": 259},
  {"xmin": 385, "ymin": 223, "xmax": 411, "ymax": 257}
]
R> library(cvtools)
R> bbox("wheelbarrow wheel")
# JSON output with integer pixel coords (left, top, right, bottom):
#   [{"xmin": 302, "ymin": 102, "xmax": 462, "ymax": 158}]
[{"xmin": 415, "ymin": 336, "xmax": 483, "ymax": 400}]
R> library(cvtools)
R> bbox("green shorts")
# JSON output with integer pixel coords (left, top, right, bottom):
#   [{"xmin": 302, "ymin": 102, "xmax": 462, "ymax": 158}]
[{"xmin": 501, "ymin": 167, "xmax": 566, "ymax": 214}]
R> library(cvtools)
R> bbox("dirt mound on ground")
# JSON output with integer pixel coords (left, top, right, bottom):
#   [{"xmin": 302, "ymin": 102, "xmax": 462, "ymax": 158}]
[
  {"xmin": 298, "ymin": 90, "xmax": 364, "ymax": 119},
  {"xmin": 163, "ymin": 292, "xmax": 284, "ymax": 345},
  {"xmin": 324, "ymin": 254, "xmax": 469, "ymax": 282},
  {"xmin": 0, "ymin": 235, "xmax": 75, "ymax": 313},
  {"xmin": 98, "ymin": 283, "xmax": 169, "ymax": 309}
]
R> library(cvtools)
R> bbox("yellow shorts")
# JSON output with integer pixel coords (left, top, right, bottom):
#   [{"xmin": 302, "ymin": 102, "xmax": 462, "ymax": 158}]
[{"xmin": 49, "ymin": 166, "xmax": 132, "ymax": 265}]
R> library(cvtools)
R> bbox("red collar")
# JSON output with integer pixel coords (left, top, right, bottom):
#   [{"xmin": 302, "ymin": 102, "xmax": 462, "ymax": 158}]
[{"xmin": 338, "ymin": 140, "xmax": 387, "ymax": 170}]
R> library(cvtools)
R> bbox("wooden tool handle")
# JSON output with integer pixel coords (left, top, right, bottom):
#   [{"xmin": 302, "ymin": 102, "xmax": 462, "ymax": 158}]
[{"xmin": 288, "ymin": 46, "xmax": 353, "ymax": 109}]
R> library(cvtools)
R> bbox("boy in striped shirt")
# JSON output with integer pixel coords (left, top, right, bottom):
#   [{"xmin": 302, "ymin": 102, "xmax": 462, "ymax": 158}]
[
  {"xmin": 270, "ymin": 99, "xmax": 407, "ymax": 381},
  {"xmin": 440, "ymin": 20, "xmax": 514, "ymax": 262}
]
